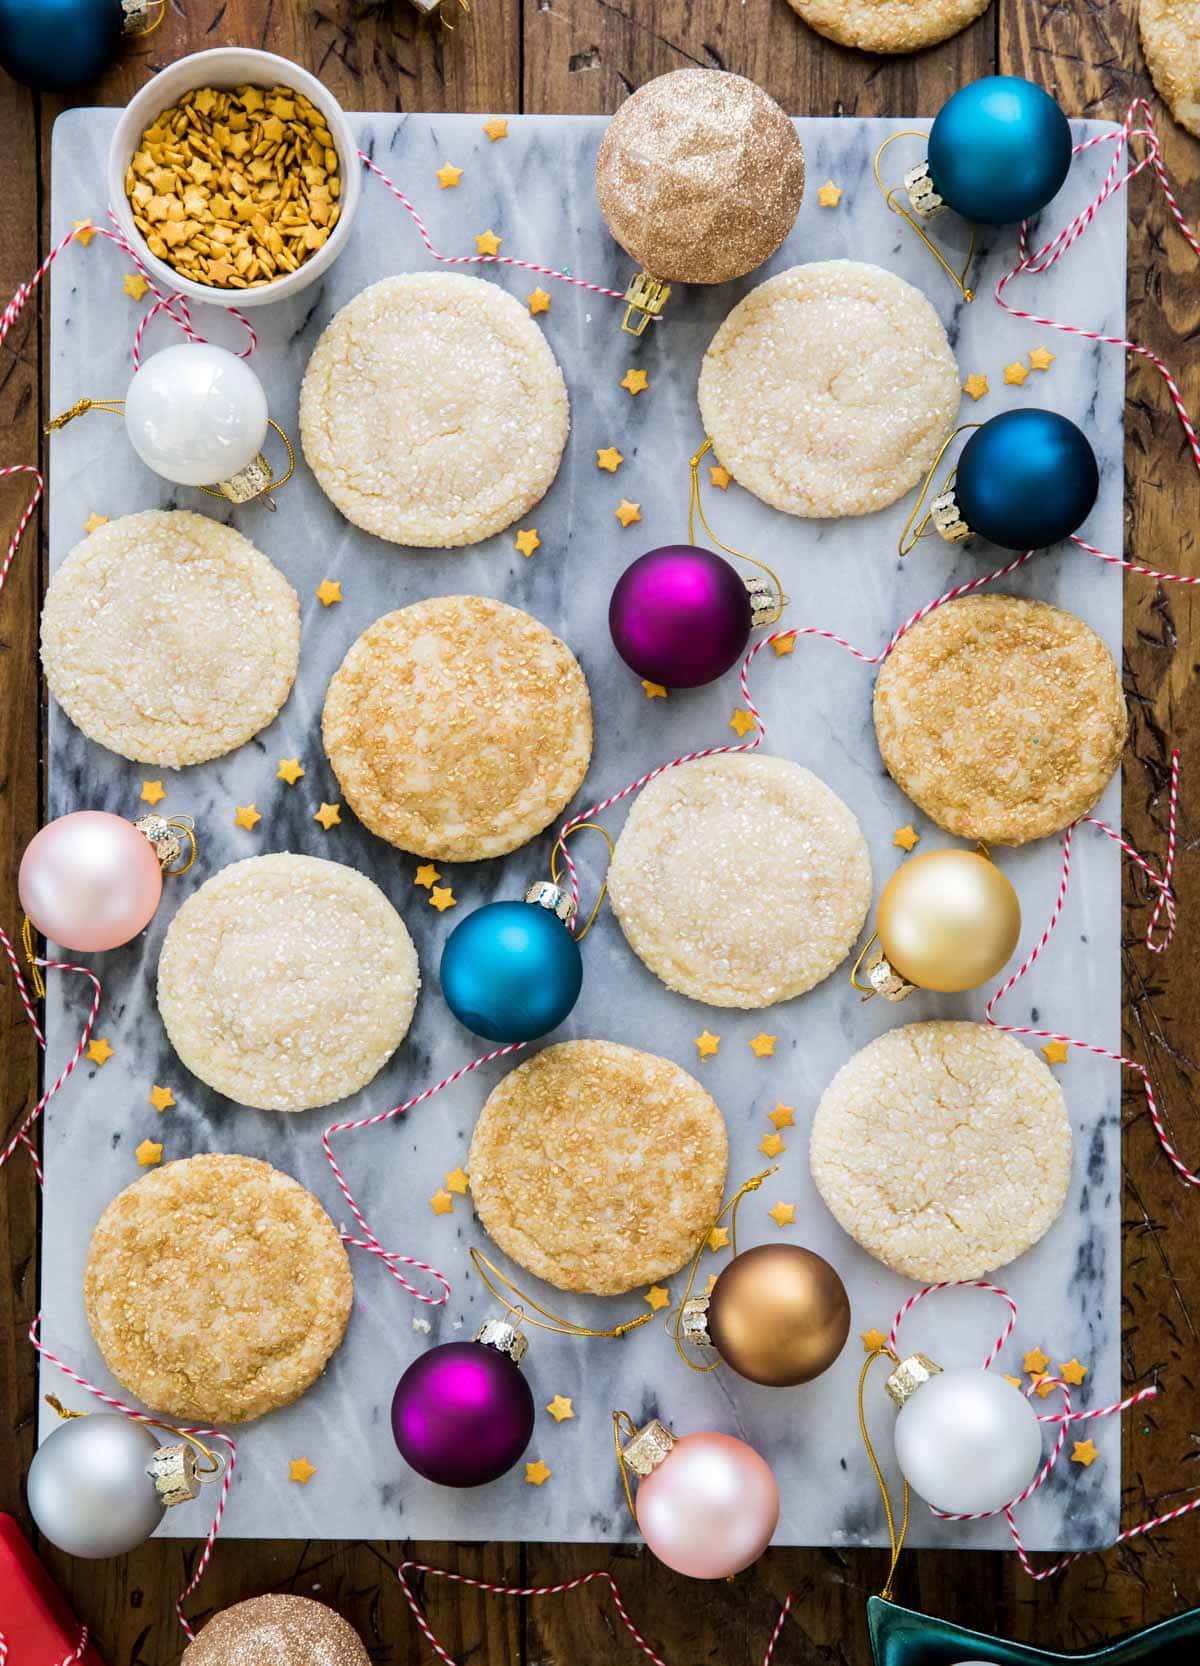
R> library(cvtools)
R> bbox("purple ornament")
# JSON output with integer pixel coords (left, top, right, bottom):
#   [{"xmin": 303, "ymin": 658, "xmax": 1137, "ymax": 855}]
[
  {"xmin": 609, "ymin": 544, "xmax": 754, "ymax": 689},
  {"xmin": 391, "ymin": 1337, "xmax": 535, "ymax": 1487}
]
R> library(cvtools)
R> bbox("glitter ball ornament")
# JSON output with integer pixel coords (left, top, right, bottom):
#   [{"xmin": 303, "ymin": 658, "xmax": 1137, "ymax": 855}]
[
  {"xmin": 391, "ymin": 1318, "xmax": 535, "ymax": 1487},
  {"xmin": 595, "ymin": 69, "xmax": 805, "ymax": 291},
  {"xmin": 609, "ymin": 545, "xmax": 766, "ymax": 688},
  {"xmin": 180, "ymin": 1595, "xmax": 372, "ymax": 1666},
  {"xmin": 682, "ymin": 1243, "xmax": 851, "ymax": 1387},
  {"xmin": 886, "ymin": 1353, "xmax": 1043, "ymax": 1515},
  {"xmin": 18, "ymin": 811, "xmax": 194, "ymax": 953},
  {"xmin": 124, "ymin": 343, "xmax": 270, "ymax": 490},
  {"xmin": 910, "ymin": 76, "xmax": 1073, "ymax": 226},
  {"xmin": 856, "ymin": 848, "xmax": 1021, "ymax": 1001},
  {"xmin": 27, "ymin": 1413, "xmax": 202, "ymax": 1559},
  {"xmin": 941, "ymin": 409, "xmax": 1100, "ymax": 551},
  {"xmin": 440, "ymin": 881, "xmax": 583, "ymax": 1043}
]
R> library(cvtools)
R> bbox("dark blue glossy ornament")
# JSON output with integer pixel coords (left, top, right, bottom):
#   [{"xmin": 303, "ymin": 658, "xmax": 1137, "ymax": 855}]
[
  {"xmin": 0, "ymin": 0, "xmax": 123, "ymax": 90},
  {"xmin": 440, "ymin": 885, "xmax": 583, "ymax": 1044},
  {"xmin": 926, "ymin": 76, "xmax": 1073, "ymax": 225},
  {"xmin": 954, "ymin": 408, "xmax": 1099, "ymax": 550},
  {"xmin": 868, "ymin": 1593, "xmax": 1200, "ymax": 1666}
]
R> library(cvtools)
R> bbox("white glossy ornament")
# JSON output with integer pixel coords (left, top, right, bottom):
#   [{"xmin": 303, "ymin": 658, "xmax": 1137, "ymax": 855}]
[
  {"xmin": 27, "ymin": 1414, "xmax": 167, "ymax": 1558},
  {"xmin": 893, "ymin": 1368, "xmax": 1043, "ymax": 1516},
  {"xmin": 124, "ymin": 342, "xmax": 269, "ymax": 486},
  {"xmin": 19, "ymin": 811, "xmax": 163, "ymax": 952}
]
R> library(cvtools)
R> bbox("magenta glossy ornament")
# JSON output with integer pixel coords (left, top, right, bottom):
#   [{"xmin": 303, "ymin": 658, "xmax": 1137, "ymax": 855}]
[
  {"xmin": 609, "ymin": 544, "xmax": 761, "ymax": 688},
  {"xmin": 620, "ymin": 1419, "xmax": 779, "ymax": 1579},
  {"xmin": 18, "ymin": 812, "xmax": 192, "ymax": 953},
  {"xmin": 391, "ymin": 1318, "xmax": 535, "ymax": 1488}
]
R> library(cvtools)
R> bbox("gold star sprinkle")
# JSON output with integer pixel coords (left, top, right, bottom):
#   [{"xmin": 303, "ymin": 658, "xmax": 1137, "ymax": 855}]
[
  {"xmin": 769, "ymin": 1104, "xmax": 795, "ymax": 1129},
  {"xmin": 772, "ymin": 632, "xmax": 796, "ymax": 656},
  {"xmin": 694, "ymin": 1030, "xmax": 720, "ymax": 1059},
  {"xmin": 483, "ymin": 117, "xmax": 508, "ymax": 141},
  {"xmin": 1071, "ymin": 1439, "xmax": 1099, "ymax": 1467},
  {"xmin": 123, "ymin": 273, "xmax": 149, "ymax": 301},
  {"xmin": 644, "ymin": 1285, "xmax": 670, "ymax": 1311},
  {"xmin": 817, "ymin": 180, "xmax": 843, "ymax": 208},
  {"xmin": 316, "ymin": 578, "xmax": 342, "ymax": 607},
  {"xmin": 1003, "ymin": 1374, "xmax": 1024, "ymax": 1389},
  {"xmin": 596, "ymin": 447, "xmax": 624, "ymax": 473},
  {"xmin": 430, "ymin": 1189, "xmax": 454, "ymax": 1216},
  {"xmin": 140, "ymin": 780, "xmax": 166, "ymax": 806},
  {"xmin": 614, "ymin": 499, "xmax": 642, "ymax": 528},
  {"xmin": 621, "ymin": 368, "xmax": 649, "ymax": 396},
  {"xmin": 276, "ymin": 758, "xmax": 305, "ymax": 785},
  {"xmin": 768, "ymin": 1201, "xmax": 796, "ymax": 1228},
  {"xmin": 749, "ymin": 1032, "xmax": 776, "ymax": 1058},
  {"xmin": 1004, "ymin": 360, "xmax": 1029, "ymax": 386},
  {"xmin": 759, "ymin": 1132, "xmax": 785, "ymax": 1158},
  {"xmin": 148, "ymin": 1084, "xmax": 174, "ymax": 1113},
  {"xmin": 515, "ymin": 527, "xmax": 541, "ymax": 558},
  {"xmin": 729, "ymin": 708, "xmax": 756, "ymax": 738},
  {"xmin": 707, "ymin": 1226, "xmax": 730, "ymax": 1252},
  {"xmin": 1028, "ymin": 346, "xmax": 1056, "ymax": 371},
  {"xmin": 446, "ymin": 1167, "xmax": 469, "ymax": 1195},
  {"xmin": 1060, "ymin": 1357, "xmax": 1089, "ymax": 1385},
  {"xmin": 135, "ymin": 1138, "xmax": 163, "ymax": 1167},
  {"xmin": 963, "ymin": 373, "xmax": 990, "ymax": 402},
  {"xmin": 861, "ymin": 1328, "xmax": 888, "ymax": 1353},
  {"xmin": 709, "ymin": 464, "xmax": 731, "ymax": 490},
  {"xmin": 525, "ymin": 1459, "xmax": 552, "ymax": 1486},
  {"xmin": 72, "ymin": 219, "xmax": 96, "ymax": 245},
  {"xmin": 893, "ymin": 824, "xmax": 920, "ymax": 852},
  {"xmin": 430, "ymin": 886, "xmax": 457, "ymax": 912},
  {"xmin": 86, "ymin": 1037, "xmax": 114, "ymax": 1066},
  {"xmin": 436, "ymin": 161, "xmax": 463, "ymax": 189},
  {"xmin": 642, "ymin": 680, "xmax": 667, "ymax": 699},
  {"xmin": 84, "ymin": 512, "xmax": 108, "ymax": 535},
  {"xmin": 289, "ymin": 1457, "xmax": 317, "ymax": 1484},
  {"xmin": 527, "ymin": 288, "xmax": 551, "ymax": 315},
  {"xmin": 1033, "ymin": 1374, "xmax": 1058, "ymax": 1399},
  {"xmin": 1041, "ymin": 1040, "xmax": 1069, "ymax": 1066},
  {"xmin": 234, "ymin": 804, "xmax": 261, "ymax": 831},
  {"xmin": 475, "ymin": 229, "xmax": 502, "ymax": 256},
  {"xmin": 1023, "ymin": 1346, "xmax": 1050, "ymax": 1376},
  {"xmin": 546, "ymin": 1394, "xmax": 575, "ymax": 1423},
  {"xmin": 415, "ymin": 863, "xmax": 441, "ymax": 889}
]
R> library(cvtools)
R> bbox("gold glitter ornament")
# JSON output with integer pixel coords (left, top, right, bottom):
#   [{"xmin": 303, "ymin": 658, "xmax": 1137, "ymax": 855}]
[
  {"xmin": 595, "ymin": 70, "xmax": 805, "ymax": 318},
  {"xmin": 181, "ymin": 1595, "xmax": 371, "ymax": 1666}
]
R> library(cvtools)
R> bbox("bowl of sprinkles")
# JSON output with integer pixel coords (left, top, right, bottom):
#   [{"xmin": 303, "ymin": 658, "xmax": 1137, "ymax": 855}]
[{"xmin": 107, "ymin": 47, "xmax": 361, "ymax": 307}]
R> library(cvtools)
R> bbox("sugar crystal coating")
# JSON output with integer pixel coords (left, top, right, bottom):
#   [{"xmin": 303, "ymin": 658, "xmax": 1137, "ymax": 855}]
[
  {"xmin": 787, "ymin": 0, "xmax": 990, "ymax": 53},
  {"xmin": 1140, "ymin": 0, "xmax": 1200, "ymax": 138}
]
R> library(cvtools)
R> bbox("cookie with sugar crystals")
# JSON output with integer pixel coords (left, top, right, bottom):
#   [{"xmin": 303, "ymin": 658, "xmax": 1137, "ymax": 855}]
[
  {"xmin": 41, "ymin": 509, "xmax": 299, "ymax": 767},
  {"xmin": 299, "ymin": 272, "xmax": 569, "ymax": 547},
  {"xmin": 607, "ymin": 754, "xmax": 872, "ymax": 1008},
  {"xmin": 157, "ymin": 853, "xmax": 418, "ymax": 1111},
  {"xmin": 1140, "ymin": 0, "xmax": 1200, "ymax": 137},
  {"xmin": 84, "ymin": 1155, "xmax": 353, "ymax": 1423},
  {"xmin": 787, "ymin": 0, "xmax": 991, "ymax": 54},
  {"xmin": 322, "ymin": 595, "xmax": 592, "ymax": 861},
  {"xmin": 181, "ymin": 1596, "xmax": 371, "ymax": 1666},
  {"xmin": 873, "ymin": 593, "xmax": 1126, "ymax": 845},
  {"xmin": 697, "ymin": 260, "xmax": 961, "ymax": 518},
  {"xmin": 810, "ymin": 1021, "xmax": 1072, "ymax": 1282},
  {"xmin": 468, "ymin": 1040, "xmax": 728, "ymax": 1295}
]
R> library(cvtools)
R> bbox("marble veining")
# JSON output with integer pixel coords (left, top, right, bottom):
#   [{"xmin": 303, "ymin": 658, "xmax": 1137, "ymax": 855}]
[{"xmin": 40, "ymin": 110, "xmax": 1127, "ymax": 1550}]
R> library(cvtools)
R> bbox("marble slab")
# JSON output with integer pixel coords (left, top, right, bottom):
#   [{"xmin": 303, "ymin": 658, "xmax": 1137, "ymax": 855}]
[{"xmin": 42, "ymin": 108, "xmax": 1127, "ymax": 1552}]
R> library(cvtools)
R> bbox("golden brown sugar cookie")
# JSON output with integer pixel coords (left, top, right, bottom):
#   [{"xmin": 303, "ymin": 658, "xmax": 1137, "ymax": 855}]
[{"xmin": 787, "ymin": 0, "xmax": 992, "ymax": 55}]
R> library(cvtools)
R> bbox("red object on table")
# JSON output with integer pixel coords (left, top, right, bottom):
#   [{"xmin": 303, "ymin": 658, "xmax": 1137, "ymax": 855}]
[{"xmin": 0, "ymin": 1515, "xmax": 106, "ymax": 1666}]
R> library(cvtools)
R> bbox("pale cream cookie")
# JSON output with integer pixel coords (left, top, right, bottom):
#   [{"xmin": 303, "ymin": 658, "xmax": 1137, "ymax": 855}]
[
  {"xmin": 1140, "ymin": 0, "xmax": 1200, "ymax": 137},
  {"xmin": 322, "ymin": 595, "xmax": 592, "ymax": 861},
  {"xmin": 84, "ymin": 1154, "xmax": 353, "ymax": 1423},
  {"xmin": 299, "ymin": 272, "xmax": 569, "ymax": 547},
  {"xmin": 810, "ymin": 1021, "xmax": 1072, "ymax": 1282},
  {"xmin": 787, "ymin": 0, "xmax": 992, "ymax": 54},
  {"xmin": 157, "ymin": 853, "xmax": 419, "ymax": 1111},
  {"xmin": 607, "ymin": 754, "xmax": 872, "ymax": 1008},
  {"xmin": 182, "ymin": 1597, "xmax": 371, "ymax": 1666},
  {"xmin": 697, "ymin": 260, "xmax": 961, "ymax": 518},
  {"xmin": 40, "ymin": 509, "xmax": 299, "ymax": 767},
  {"xmin": 873, "ymin": 594, "xmax": 1127, "ymax": 845},
  {"xmin": 468, "ymin": 1039, "xmax": 728, "ymax": 1295}
]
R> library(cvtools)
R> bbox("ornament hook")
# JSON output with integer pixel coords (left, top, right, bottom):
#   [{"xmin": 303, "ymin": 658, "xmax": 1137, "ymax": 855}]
[
  {"xmin": 671, "ymin": 1166, "xmax": 778, "ymax": 1372},
  {"xmin": 198, "ymin": 419, "xmax": 296, "ymax": 511},
  {"xmin": 897, "ymin": 423, "xmax": 981, "ymax": 557},
  {"xmin": 872, "ymin": 132, "xmax": 977, "ymax": 305},
  {"xmin": 687, "ymin": 439, "xmax": 785, "ymax": 625},
  {"xmin": 549, "ymin": 821, "xmax": 613, "ymax": 942},
  {"xmin": 468, "ymin": 1247, "xmax": 652, "ymax": 1340},
  {"xmin": 857, "ymin": 1338, "xmax": 909, "ymax": 1600}
]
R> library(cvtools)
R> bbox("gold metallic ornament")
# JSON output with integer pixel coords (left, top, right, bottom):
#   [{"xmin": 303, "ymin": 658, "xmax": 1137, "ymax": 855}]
[
  {"xmin": 854, "ymin": 848, "xmax": 1020, "ymax": 999},
  {"xmin": 700, "ymin": 1243, "xmax": 851, "ymax": 1387}
]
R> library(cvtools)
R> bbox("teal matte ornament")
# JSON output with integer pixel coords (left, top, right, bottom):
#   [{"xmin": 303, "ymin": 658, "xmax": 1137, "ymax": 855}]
[
  {"xmin": 439, "ymin": 881, "xmax": 583, "ymax": 1044},
  {"xmin": 925, "ymin": 77, "xmax": 1073, "ymax": 226},
  {"xmin": 868, "ymin": 1596, "xmax": 1200, "ymax": 1666}
]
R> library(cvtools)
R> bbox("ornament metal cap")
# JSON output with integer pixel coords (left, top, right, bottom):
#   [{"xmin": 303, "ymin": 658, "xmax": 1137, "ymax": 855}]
[
  {"xmin": 866, "ymin": 952, "xmax": 915, "ymax": 1002},
  {"xmin": 121, "ymin": 0, "xmax": 157, "ymax": 29},
  {"xmin": 885, "ymin": 1351, "xmax": 943, "ymax": 1410},
  {"xmin": 134, "ymin": 814, "xmax": 184, "ymax": 870},
  {"xmin": 622, "ymin": 1418, "xmax": 677, "ymax": 1477},
  {"xmin": 679, "ymin": 1294, "xmax": 714, "ymax": 1349},
  {"xmin": 929, "ymin": 488, "xmax": 972, "ymax": 545},
  {"xmin": 622, "ymin": 272, "xmax": 672, "ymax": 337},
  {"xmin": 474, "ymin": 1315, "xmax": 530, "ymax": 1367},
  {"xmin": 146, "ymin": 1441, "xmax": 202, "ymax": 1509},
  {"xmin": 744, "ymin": 575, "xmax": 782, "ymax": 628},
  {"xmin": 218, "ymin": 454, "xmax": 276, "ymax": 508},
  {"xmin": 524, "ymin": 879, "xmax": 578, "ymax": 929},
  {"xmin": 903, "ymin": 160, "xmax": 946, "ymax": 220}
]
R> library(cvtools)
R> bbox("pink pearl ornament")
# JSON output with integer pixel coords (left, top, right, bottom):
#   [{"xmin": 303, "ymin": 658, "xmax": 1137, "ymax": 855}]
[
  {"xmin": 19, "ymin": 812, "xmax": 173, "ymax": 952},
  {"xmin": 621, "ymin": 1420, "xmax": 779, "ymax": 1579}
]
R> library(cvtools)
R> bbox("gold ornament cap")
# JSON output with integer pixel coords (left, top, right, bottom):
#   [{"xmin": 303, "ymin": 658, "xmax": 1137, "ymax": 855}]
[
  {"xmin": 621, "ymin": 272, "xmax": 672, "ymax": 337},
  {"xmin": 474, "ymin": 1315, "xmax": 529, "ymax": 1367},
  {"xmin": 622, "ymin": 1418, "xmax": 676, "ymax": 1477},
  {"xmin": 903, "ymin": 160, "xmax": 946, "ymax": 220},
  {"xmin": 121, "ymin": 0, "xmax": 156, "ymax": 29},
  {"xmin": 218, "ymin": 453, "xmax": 275, "ymax": 507},
  {"xmin": 865, "ymin": 951, "xmax": 915, "ymax": 1002},
  {"xmin": 146, "ymin": 1441, "xmax": 202, "ymax": 1509},
  {"xmin": 679, "ymin": 1294, "xmax": 714, "ymax": 1349},
  {"xmin": 744, "ymin": 575, "xmax": 782, "ymax": 628},
  {"xmin": 930, "ymin": 488, "xmax": 971, "ymax": 545},
  {"xmin": 134, "ymin": 813, "xmax": 184, "ymax": 870},
  {"xmin": 524, "ymin": 880, "xmax": 578, "ymax": 929},
  {"xmin": 885, "ymin": 1351, "xmax": 943, "ymax": 1410}
]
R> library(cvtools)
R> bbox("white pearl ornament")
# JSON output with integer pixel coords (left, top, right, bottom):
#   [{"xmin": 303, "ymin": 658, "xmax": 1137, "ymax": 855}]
[
  {"xmin": 892, "ymin": 1365, "xmax": 1043, "ymax": 1516},
  {"xmin": 123, "ymin": 342, "xmax": 269, "ymax": 487}
]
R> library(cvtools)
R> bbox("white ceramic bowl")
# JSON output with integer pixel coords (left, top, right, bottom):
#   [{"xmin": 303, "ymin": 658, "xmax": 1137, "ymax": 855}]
[{"xmin": 107, "ymin": 47, "xmax": 360, "ymax": 310}]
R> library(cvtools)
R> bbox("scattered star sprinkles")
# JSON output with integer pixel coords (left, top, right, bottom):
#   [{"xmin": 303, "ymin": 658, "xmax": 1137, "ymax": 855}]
[
  {"xmin": 415, "ymin": 863, "xmax": 441, "ymax": 889},
  {"xmin": 525, "ymin": 1459, "xmax": 552, "ymax": 1486},
  {"xmin": 276, "ymin": 758, "xmax": 305, "ymax": 785},
  {"xmin": 1003, "ymin": 360, "xmax": 1029, "ymax": 386},
  {"xmin": 288, "ymin": 1457, "xmax": 317, "ymax": 1484},
  {"xmin": 135, "ymin": 1138, "xmax": 163, "ymax": 1167},
  {"xmin": 72, "ymin": 219, "xmax": 96, "ymax": 245},
  {"xmin": 475, "ymin": 229, "xmax": 502, "ymax": 256},
  {"xmin": 430, "ymin": 886, "xmax": 457, "ymax": 912},
  {"xmin": 893, "ymin": 824, "xmax": 920, "ymax": 852},
  {"xmin": 749, "ymin": 1032, "xmax": 776, "ymax": 1058},
  {"xmin": 139, "ymin": 779, "xmax": 166, "ymax": 806},
  {"xmin": 769, "ymin": 1104, "xmax": 795, "ymax": 1129},
  {"xmin": 482, "ymin": 117, "xmax": 508, "ymax": 141},
  {"xmin": 962, "ymin": 373, "xmax": 989, "ymax": 401},
  {"xmin": 527, "ymin": 288, "xmax": 551, "ymax": 315},
  {"xmin": 861, "ymin": 1328, "xmax": 888, "ymax": 1353},
  {"xmin": 84, "ymin": 512, "xmax": 108, "ymax": 535},
  {"xmin": 641, "ymin": 680, "xmax": 667, "ymax": 699},
  {"xmin": 759, "ymin": 1132, "xmax": 785, "ymax": 1158},
  {"xmin": 708, "ymin": 1226, "xmax": 730, "ymax": 1252},
  {"xmin": 148, "ymin": 1084, "xmax": 175, "ymax": 1113},
  {"xmin": 1041, "ymin": 1041, "xmax": 1069, "ymax": 1066},
  {"xmin": 1023, "ymin": 1346, "xmax": 1050, "ymax": 1376},
  {"xmin": 436, "ymin": 161, "xmax": 463, "ymax": 189},
  {"xmin": 313, "ymin": 803, "xmax": 342, "ymax": 830},
  {"xmin": 644, "ymin": 1285, "xmax": 671, "ymax": 1312},
  {"xmin": 234, "ymin": 805, "xmax": 262, "ymax": 831},
  {"xmin": 86, "ymin": 1038, "xmax": 114, "ymax": 1066},
  {"xmin": 621, "ymin": 368, "xmax": 649, "ymax": 396},
  {"xmin": 430, "ymin": 1189, "xmax": 454, "ymax": 1215},
  {"xmin": 1028, "ymin": 345, "xmax": 1056, "ymax": 371},
  {"xmin": 546, "ymin": 1395, "xmax": 575, "ymax": 1423},
  {"xmin": 123, "ymin": 273, "xmax": 149, "ymax": 301},
  {"xmin": 1060, "ymin": 1357, "xmax": 1089, "ymax": 1385},
  {"xmin": 315, "ymin": 578, "xmax": 342, "ymax": 607},
  {"xmin": 445, "ymin": 1167, "xmax": 469, "ymax": 1195},
  {"xmin": 709, "ymin": 464, "xmax": 731, "ymax": 490},
  {"xmin": 768, "ymin": 1200, "xmax": 796, "ymax": 1228},
  {"xmin": 817, "ymin": 180, "xmax": 843, "ymax": 207},
  {"xmin": 694, "ymin": 1030, "xmax": 720, "ymax": 1060},
  {"xmin": 772, "ymin": 632, "xmax": 796, "ymax": 656},
  {"xmin": 515, "ymin": 527, "xmax": 541, "ymax": 558},
  {"xmin": 615, "ymin": 499, "xmax": 642, "ymax": 527},
  {"xmin": 596, "ymin": 447, "xmax": 624, "ymax": 473},
  {"xmin": 1071, "ymin": 1438, "xmax": 1099, "ymax": 1467},
  {"xmin": 729, "ymin": 708, "xmax": 757, "ymax": 737}
]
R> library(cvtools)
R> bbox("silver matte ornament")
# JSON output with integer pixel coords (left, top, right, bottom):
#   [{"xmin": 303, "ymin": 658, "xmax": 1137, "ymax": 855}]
[{"xmin": 27, "ymin": 1413, "xmax": 199, "ymax": 1559}]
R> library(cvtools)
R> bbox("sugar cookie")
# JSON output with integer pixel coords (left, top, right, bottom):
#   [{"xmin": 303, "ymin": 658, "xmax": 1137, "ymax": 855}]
[
  {"xmin": 697, "ymin": 260, "xmax": 961, "ymax": 518},
  {"xmin": 607, "ymin": 754, "xmax": 871, "ymax": 1008},
  {"xmin": 182, "ymin": 1597, "xmax": 371, "ymax": 1666},
  {"xmin": 157, "ymin": 853, "xmax": 418, "ymax": 1111},
  {"xmin": 41, "ymin": 509, "xmax": 299, "ymax": 767},
  {"xmin": 810, "ymin": 1021, "xmax": 1072, "ymax": 1282},
  {"xmin": 873, "ymin": 594, "xmax": 1126, "ymax": 845},
  {"xmin": 468, "ymin": 1040, "xmax": 728, "ymax": 1295},
  {"xmin": 84, "ymin": 1155, "xmax": 353, "ymax": 1423},
  {"xmin": 322, "ymin": 596, "xmax": 592, "ymax": 861},
  {"xmin": 299, "ymin": 273, "xmax": 569, "ymax": 547},
  {"xmin": 1140, "ymin": 0, "xmax": 1200, "ymax": 137},
  {"xmin": 787, "ymin": 0, "xmax": 991, "ymax": 54}
]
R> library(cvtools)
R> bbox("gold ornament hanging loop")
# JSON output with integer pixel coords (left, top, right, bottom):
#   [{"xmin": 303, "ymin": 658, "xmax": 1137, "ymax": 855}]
[
  {"xmin": 45, "ymin": 397, "xmax": 126, "ymax": 433},
  {"xmin": 857, "ymin": 1341, "xmax": 910, "ymax": 1601},
  {"xmin": 197, "ymin": 419, "xmax": 296, "ymax": 510},
  {"xmin": 163, "ymin": 815, "xmax": 198, "ymax": 877},
  {"xmin": 897, "ymin": 423, "xmax": 981, "ymax": 557},
  {"xmin": 872, "ymin": 132, "xmax": 977, "ymax": 305},
  {"xmin": 21, "ymin": 915, "xmax": 46, "ymax": 1000},
  {"xmin": 468, "ymin": 1247, "xmax": 653, "ymax": 1340},
  {"xmin": 671, "ymin": 1166, "xmax": 778, "ymax": 1371},
  {"xmin": 549, "ymin": 822, "xmax": 613, "ymax": 943},
  {"xmin": 612, "ymin": 1409, "xmax": 642, "ymax": 1520},
  {"xmin": 45, "ymin": 1393, "xmax": 226, "ymax": 1482},
  {"xmin": 688, "ymin": 440, "xmax": 785, "ymax": 625}
]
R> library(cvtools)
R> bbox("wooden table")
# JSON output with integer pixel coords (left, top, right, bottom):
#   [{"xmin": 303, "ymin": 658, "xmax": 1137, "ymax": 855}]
[{"xmin": 2, "ymin": 2, "xmax": 1197, "ymax": 1660}]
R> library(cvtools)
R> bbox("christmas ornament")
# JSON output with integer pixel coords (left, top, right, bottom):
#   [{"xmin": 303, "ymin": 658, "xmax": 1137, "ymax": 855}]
[
  {"xmin": 26, "ymin": 1410, "xmax": 207, "ymax": 1559},
  {"xmin": 615, "ymin": 1414, "xmax": 780, "ymax": 1578},
  {"xmin": 391, "ymin": 1317, "xmax": 536, "ymax": 1487},
  {"xmin": 18, "ymin": 810, "xmax": 195, "ymax": 953},
  {"xmin": 885, "ymin": 1352, "xmax": 1042, "ymax": 1516},
  {"xmin": 180, "ymin": 1595, "xmax": 372, "ymax": 1666},
  {"xmin": 681, "ymin": 1242, "xmax": 850, "ymax": 1387},
  {"xmin": 0, "ymin": 1514, "xmax": 105, "ymax": 1665},
  {"xmin": 918, "ymin": 76, "xmax": 1073, "ymax": 226},
  {"xmin": 440, "ymin": 882, "xmax": 582, "ymax": 1044},
  {"xmin": 851, "ymin": 848, "xmax": 1021, "ymax": 1000},
  {"xmin": 0, "ymin": 0, "xmax": 156, "ymax": 91},
  {"xmin": 868, "ymin": 1594, "xmax": 1200, "ymax": 1666},
  {"xmin": 921, "ymin": 410, "xmax": 1100, "ymax": 552}
]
